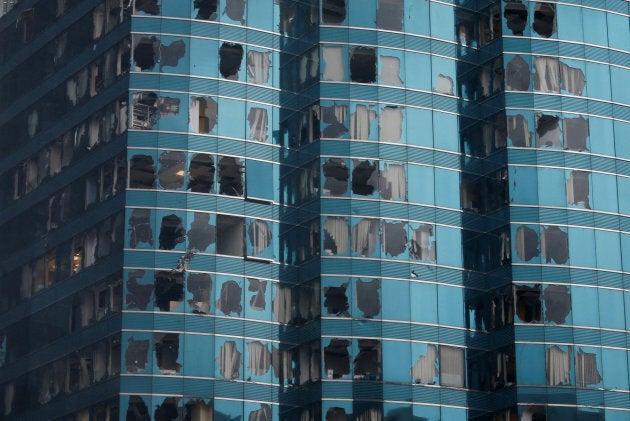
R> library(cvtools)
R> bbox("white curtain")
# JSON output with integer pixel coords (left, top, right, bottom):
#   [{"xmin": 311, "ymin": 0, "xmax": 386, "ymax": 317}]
[
  {"xmin": 247, "ymin": 341, "xmax": 271, "ymax": 376},
  {"xmin": 249, "ymin": 219, "xmax": 272, "ymax": 255},
  {"xmin": 83, "ymin": 229, "xmax": 97, "ymax": 267},
  {"xmin": 248, "ymin": 108, "xmax": 268, "ymax": 142},
  {"xmin": 189, "ymin": 98, "xmax": 200, "ymax": 133},
  {"xmin": 25, "ymin": 159, "xmax": 38, "ymax": 192},
  {"xmin": 333, "ymin": 104, "xmax": 347, "ymax": 123},
  {"xmin": 575, "ymin": 349, "xmax": 601, "ymax": 387},
  {"xmin": 89, "ymin": 116, "xmax": 100, "ymax": 148},
  {"xmin": 379, "ymin": 107, "xmax": 403, "ymax": 142},
  {"xmin": 440, "ymin": 346, "xmax": 465, "ymax": 387},
  {"xmin": 546, "ymin": 345, "xmax": 570, "ymax": 385},
  {"xmin": 560, "ymin": 62, "xmax": 585, "ymax": 95},
  {"xmin": 218, "ymin": 341, "xmax": 241, "ymax": 379},
  {"xmin": 352, "ymin": 218, "xmax": 379, "ymax": 256},
  {"xmin": 324, "ymin": 217, "xmax": 350, "ymax": 254},
  {"xmin": 480, "ymin": 65, "xmax": 491, "ymax": 97},
  {"xmin": 66, "ymin": 79, "xmax": 78, "ymax": 105},
  {"xmin": 411, "ymin": 344, "xmax": 437, "ymax": 384},
  {"xmin": 356, "ymin": 408, "xmax": 382, "ymax": 421},
  {"xmin": 309, "ymin": 48, "xmax": 319, "ymax": 79},
  {"xmin": 92, "ymin": 5, "xmax": 105, "ymax": 39},
  {"xmin": 27, "ymin": 110, "xmax": 38, "ymax": 139},
  {"xmin": 507, "ymin": 115, "xmax": 531, "ymax": 147},
  {"xmin": 322, "ymin": 46, "xmax": 344, "ymax": 81},
  {"xmin": 50, "ymin": 143, "xmax": 63, "ymax": 175},
  {"xmin": 534, "ymin": 57, "xmax": 560, "ymax": 93},
  {"xmin": 350, "ymin": 105, "xmax": 374, "ymax": 140},
  {"xmin": 380, "ymin": 56, "xmax": 402, "ymax": 84},
  {"xmin": 247, "ymin": 51, "xmax": 271, "ymax": 84},
  {"xmin": 273, "ymin": 286, "xmax": 292, "ymax": 324},
  {"xmin": 411, "ymin": 226, "xmax": 434, "ymax": 261},
  {"xmin": 380, "ymin": 163, "xmax": 406, "ymax": 200}
]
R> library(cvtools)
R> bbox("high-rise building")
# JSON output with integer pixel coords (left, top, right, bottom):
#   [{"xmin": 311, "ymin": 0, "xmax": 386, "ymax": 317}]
[{"xmin": 0, "ymin": 0, "xmax": 628, "ymax": 419}]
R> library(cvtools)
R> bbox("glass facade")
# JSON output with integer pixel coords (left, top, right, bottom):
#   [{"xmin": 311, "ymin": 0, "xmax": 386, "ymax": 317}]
[{"xmin": 0, "ymin": 0, "xmax": 628, "ymax": 420}]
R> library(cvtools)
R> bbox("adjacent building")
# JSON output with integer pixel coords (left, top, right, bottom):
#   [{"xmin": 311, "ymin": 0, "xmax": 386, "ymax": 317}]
[{"xmin": 0, "ymin": 0, "xmax": 628, "ymax": 419}]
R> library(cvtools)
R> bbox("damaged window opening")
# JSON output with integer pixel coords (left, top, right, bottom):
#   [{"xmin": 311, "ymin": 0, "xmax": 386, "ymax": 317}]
[
  {"xmin": 190, "ymin": 97, "xmax": 218, "ymax": 134},
  {"xmin": 324, "ymin": 339, "xmax": 350, "ymax": 378},
  {"xmin": 324, "ymin": 217, "xmax": 350, "ymax": 255},
  {"xmin": 155, "ymin": 271, "xmax": 184, "ymax": 311},
  {"xmin": 536, "ymin": 114, "xmax": 561, "ymax": 147},
  {"xmin": 516, "ymin": 225, "xmax": 539, "ymax": 261},
  {"xmin": 324, "ymin": 282, "xmax": 349, "ymax": 316},
  {"xmin": 127, "ymin": 396, "xmax": 150, "ymax": 420},
  {"xmin": 532, "ymin": 3, "xmax": 556, "ymax": 38},
  {"xmin": 541, "ymin": 226, "xmax": 568, "ymax": 264},
  {"xmin": 350, "ymin": 47, "xmax": 376, "ymax": 83},
  {"xmin": 194, "ymin": 0, "xmax": 218, "ymax": 20},
  {"xmin": 249, "ymin": 405, "xmax": 272, "ymax": 421},
  {"xmin": 247, "ymin": 341, "xmax": 272, "ymax": 376},
  {"xmin": 248, "ymin": 108, "xmax": 269, "ymax": 142},
  {"xmin": 434, "ymin": 74, "xmax": 454, "ymax": 95},
  {"xmin": 129, "ymin": 155, "xmax": 156, "ymax": 189},
  {"xmin": 216, "ymin": 215, "xmax": 244, "ymax": 256},
  {"xmin": 322, "ymin": 104, "xmax": 348, "ymax": 138},
  {"xmin": 354, "ymin": 339, "xmax": 381, "ymax": 379},
  {"xmin": 352, "ymin": 218, "xmax": 379, "ymax": 257},
  {"xmin": 543, "ymin": 285, "xmax": 571, "ymax": 324},
  {"xmin": 126, "ymin": 270, "xmax": 153, "ymax": 310},
  {"xmin": 133, "ymin": 36, "xmax": 159, "ymax": 70},
  {"xmin": 515, "ymin": 284, "xmax": 542, "ymax": 323},
  {"xmin": 125, "ymin": 337, "xmax": 149, "ymax": 372},
  {"xmin": 248, "ymin": 220, "xmax": 272, "ymax": 255},
  {"xmin": 219, "ymin": 43, "xmax": 244, "ymax": 80},
  {"xmin": 135, "ymin": 0, "xmax": 160, "ymax": 15},
  {"xmin": 187, "ymin": 273, "xmax": 211, "ymax": 314},
  {"xmin": 131, "ymin": 92, "xmax": 159, "ymax": 129},
  {"xmin": 380, "ymin": 56, "xmax": 403, "ymax": 85},
  {"xmin": 546, "ymin": 345, "xmax": 570, "ymax": 385},
  {"xmin": 158, "ymin": 214, "xmax": 186, "ymax": 250},
  {"xmin": 248, "ymin": 279, "xmax": 267, "ymax": 311},
  {"xmin": 559, "ymin": 62, "xmax": 585, "ymax": 96},
  {"xmin": 410, "ymin": 225, "xmax": 436, "ymax": 261},
  {"xmin": 377, "ymin": 0, "xmax": 403, "ymax": 31},
  {"xmin": 247, "ymin": 51, "xmax": 271, "ymax": 84},
  {"xmin": 155, "ymin": 397, "xmax": 179, "ymax": 420},
  {"xmin": 567, "ymin": 171, "xmax": 590, "ymax": 209},
  {"xmin": 507, "ymin": 114, "xmax": 532, "ymax": 147},
  {"xmin": 504, "ymin": 2, "xmax": 527, "ymax": 35},
  {"xmin": 129, "ymin": 209, "xmax": 153, "ymax": 248},
  {"xmin": 322, "ymin": 46, "xmax": 345, "ymax": 81},
  {"xmin": 326, "ymin": 407, "xmax": 348, "ymax": 421},
  {"xmin": 412, "ymin": 345, "xmax": 437, "ymax": 384},
  {"xmin": 188, "ymin": 154, "xmax": 215, "ymax": 193},
  {"xmin": 155, "ymin": 333, "xmax": 181, "ymax": 373},
  {"xmin": 187, "ymin": 212, "xmax": 216, "ymax": 252},
  {"xmin": 350, "ymin": 105, "xmax": 376, "ymax": 140},
  {"xmin": 218, "ymin": 156, "xmax": 244, "ymax": 196},
  {"xmin": 575, "ymin": 349, "xmax": 602, "ymax": 387},
  {"xmin": 564, "ymin": 117, "xmax": 588, "ymax": 151},
  {"xmin": 380, "ymin": 163, "xmax": 405, "ymax": 200},
  {"xmin": 380, "ymin": 106, "xmax": 403, "ymax": 142},
  {"xmin": 185, "ymin": 400, "xmax": 213, "ymax": 420},
  {"xmin": 322, "ymin": 0, "xmax": 346, "ymax": 24},
  {"xmin": 382, "ymin": 221, "xmax": 407, "ymax": 257},
  {"xmin": 218, "ymin": 341, "xmax": 241, "ymax": 379},
  {"xmin": 158, "ymin": 151, "xmax": 185, "ymax": 190},
  {"xmin": 323, "ymin": 158, "xmax": 349, "ymax": 195},
  {"xmin": 505, "ymin": 55, "xmax": 530, "ymax": 91},
  {"xmin": 352, "ymin": 160, "xmax": 378, "ymax": 196},
  {"xmin": 356, "ymin": 279, "xmax": 380, "ymax": 318},
  {"xmin": 223, "ymin": 0, "xmax": 246, "ymax": 24},
  {"xmin": 216, "ymin": 280, "xmax": 242, "ymax": 316},
  {"xmin": 440, "ymin": 346, "xmax": 465, "ymax": 387}
]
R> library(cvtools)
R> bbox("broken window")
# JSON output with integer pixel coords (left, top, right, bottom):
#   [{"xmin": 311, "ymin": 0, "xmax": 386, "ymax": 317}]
[
  {"xmin": 247, "ymin": 51, "xmax": 271, "ymax": 84},
  {"xmin": 381, "ymin": 221, "xmax": 407, "ymax": 257},
  {"xmin": 503, "ymin": 2, "xmax": 527, "ymax": 35},
  {"xmin": 515, "ymin": 225, "xmax": 538, "ymax": 261},
  {"xmin": 350, "ymin": 105, "xmax": 377, "ymax": 140},
  {"xmin": 154, "ymin": 397, "xmax": 179, "ymax": 420},
  {"xmin": 379, "ymin": 56, "xmax": 403, "ymax": 85},
  {"xmin": 575, "ymin": 349, "xmax": 602, "ymax": 387},
  {"xmin": 155, "ymin": 333, "xmax": 181, "ymax": 373},
  {"xmin": 158, "ymin": 214, "xmax": 186, "ymax": 250},
  {"xmin": 350, "ymin": 47, "xmax": 376, "ymax": 83},
  {"xmin": 129, "ymin": 154, "xmax": 156, "ymax": 189},
  {"xmin": 247, "ymin": 279, "xmax": 267, "ymax": 312},
  {"xmin": 380, "ymin": 163, "xmax": 406, "ymax": 200},
  {"xmin": 541, "ymin": 226, "xmax": 568, "ymax": 264},
  {"xmin": 273, "ymin": 284, "xmax": 292, "ymax": 324},
  {"xmin": 356, "ymin": 279, "xmax": 380, "ymax": 318},
  {"xmin": 379, "ymin": 106, "xmax": 403, "ymax": 142},
  {"xmin": 354, "ymin": 339, "xmax": 381, "ymax": 379},
  {"xmin": 324, "ymin": 282, "xmax": 349, "ymax": 316},
  {"xmin": 507, "ymin": 114, "xmax": 532, "ymax": 147},
  {"xmin": 532, "ymin": 3, "xmax": 555, "ymax": 38},
  {"xmin": 185, "ymin": 400, "xmax": 213, "ymax": 420},
  {"xmin": 188, "ymin": 154, "xmax": 215, "ymax": 193},
  {"xmin": 218, "ymin": 156, "xmax": 243, "ymax": 196},
  {"xmin": 409, "ymin": 225, "xmax": 436, "ymax": 261},
  {"xmin": 563, "ymin": 117, "xmax": 588, "ymax": 151},
  {"xmin": 546, "ymin": 345, "xmax": 570, "ymax": 385},
  {"xmin": 248, "ymin": 107, "xmax": 269, "ymax": 142},
  {"xmin": 439, "ymin": 346, "xmax": 465, "ymax": 387},
  {"xmin": 322, "ymin": 0, "xmax": 346, "ymax": 24},
  {"xmin": 129, "ymin": 209, "xmax": 154, "ymax": 248},
  {"xmin": 135, "ymin": 0, "xmax": 160, "ymax": 15},
  {"xmin": 125, "ymin": 337, "xmax": 149, "ymax": 372},
  {"xmin": 324, "ymin": 339, "xmax": 350, "ymax": 378},
  {"xmin": 218, "ymin": 341, "xmax": 241, "ymax": 379},
  {"xmin": 323, "ymin": 158, "xmax": 349, "ymax": 195},
  {"xmin": 216, "ymin": 280, "xmax": 242, "ymax": 316},
  {"xmin": 155, "ymin": 271, "xmax": 184, "ymax": 311},
  {"xmin": 351, "ymin": 218, "xmax": 379, "ymax": 257},
  {"xmin": 133, "ymin": 36, "xmax": 159, "ymax": 70},
  {"xmin": 326, "ymin": 407, "xmax": 348, "ymax": 421},
  {"xmin": 187, "ymin": 212, "xmax": 215, "ymax": 252},
  {"xmin": 376, "ymin": 0, "xmax": 403, "ymax": 31},
  {"xmin": 190, "ymin": 97, "xmax": 217, "ymax": 134},
  {"xmin": 505, "ymin": 55, "xmax": 530, "ymax": 91},
  {"xmin": 411, "ymin": 345, "xmax": 437, "ymax": 384},
  {"xmin": 324, "ymin": 217, "xmax": 350, "ymax": 255},
  {"xmin": 248, "ymin": 219, "xmax": 272, "ymax": 256},
  {"xmin": 536, "ymin": 113, "xmax": 561, "ymax": 147},
  {"xmin": 127, "ymin": 396, "xmax": 150, "ymax": 420},
  {"xmin": 216, "ymin": 215, "xmax": 244, "ymax": 256},
  {"xmin": 219, "ymin": 43, "xmax": 243, "ymax": 80},
  {"xmin": 567, "ymin": 171, "xmax": 590, "ymax": 209},
  {"xmin": 559, "ymin": 62, "xmax": 585, "ymax": 96},
  {"xmin": 352, "ymin": 160, "xmax": 378, "ymax": 196},
  {"xmin": 515, "ymin": 284, "xmax": 542, "ymax": 323},
  {"xmin": 194, "ymin": 0, "xmax": 218, "ymax": 20},
  {"xmin": 533, "ymin": 57, "xmax": 560, "ymax": 93},
  {"xmin": 543, "ymin": 285, "xmax": 571, "ymax": 324},
  {"xmin": 187, "ymin": 273, "xmax": 211, "ymax": 314},
  {"xmin": 158, "ymin": 151, "xmax": 185, "ymax": 190},
  {"xmin": 434, "ymin": 74, "xmax": 454, "ymax": 95},
  {"xmin": 126, "ymin": 270, "xmax": 153, "ymax": 310},
  {"xmin": 322, "ymin": 47, "xmax": 345, "ymax": 81},
  {"xmin": 247, "ymin": 341, "xmax": 272, "ymax": 377}
]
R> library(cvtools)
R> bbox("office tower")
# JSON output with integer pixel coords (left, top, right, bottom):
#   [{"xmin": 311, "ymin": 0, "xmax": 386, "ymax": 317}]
[{"xmin": 0, "ymin": 0, "xmax": 628, "ymax": 419}]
